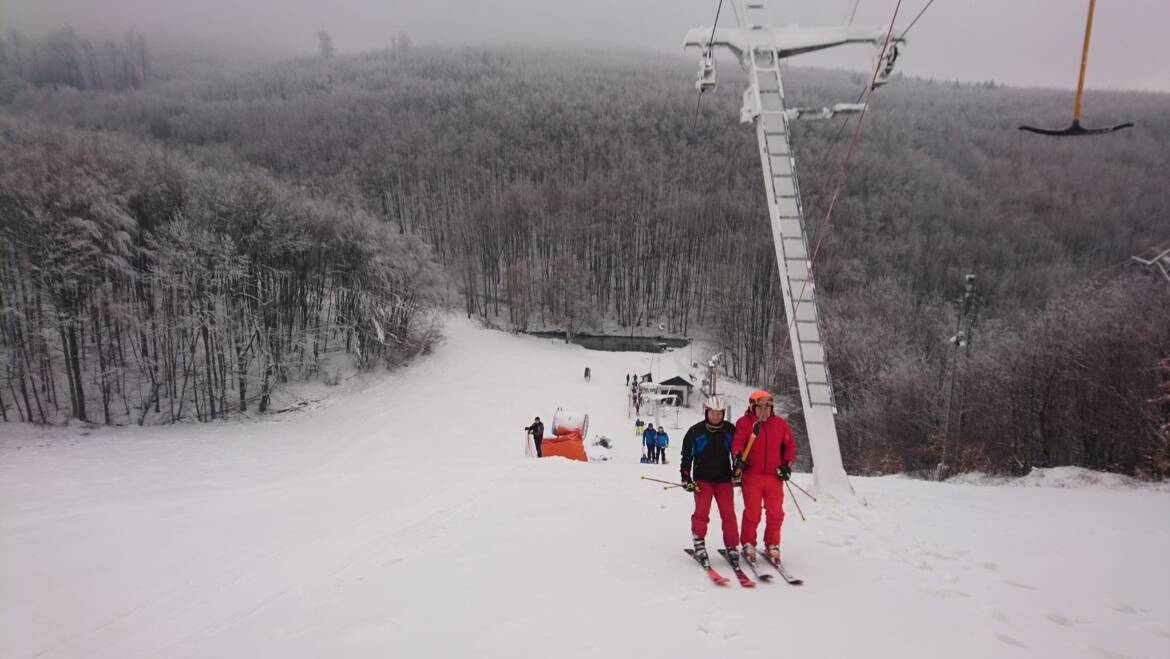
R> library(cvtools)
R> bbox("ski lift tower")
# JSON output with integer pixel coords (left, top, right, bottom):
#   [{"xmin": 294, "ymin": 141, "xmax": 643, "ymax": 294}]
[{"xmin": 685, "ymin": 1, "xmax": 903, "ymax": 499}]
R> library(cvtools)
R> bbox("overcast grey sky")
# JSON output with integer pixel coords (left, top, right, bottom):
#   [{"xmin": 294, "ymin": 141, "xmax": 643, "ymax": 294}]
[{"xmin": 5, "ymin": 0, "xmax": 1168, "ymax": 91}]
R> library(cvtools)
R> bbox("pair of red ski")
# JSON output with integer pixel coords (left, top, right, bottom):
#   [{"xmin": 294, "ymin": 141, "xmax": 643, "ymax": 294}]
[{"xmin": 685, "ymin": 548, "xmax": 803, "ymax": 587}]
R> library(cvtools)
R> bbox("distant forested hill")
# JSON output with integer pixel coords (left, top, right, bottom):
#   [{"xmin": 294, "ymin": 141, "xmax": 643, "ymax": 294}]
[{"xmin": 2, "ymin": 35, "xmax": 1167, "ymax": 477}]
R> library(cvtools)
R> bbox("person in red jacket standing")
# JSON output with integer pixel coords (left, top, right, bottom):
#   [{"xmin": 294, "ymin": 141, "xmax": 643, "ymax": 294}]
[{"xmin": 731, "ymin": 390, "xmax": 795, "ymax": 564}]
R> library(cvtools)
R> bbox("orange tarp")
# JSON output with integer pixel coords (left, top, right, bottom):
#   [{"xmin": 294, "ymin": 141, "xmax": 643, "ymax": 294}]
[{"xmin": 540, "ymin": 430, "xmax": 587, "ymax": 462}]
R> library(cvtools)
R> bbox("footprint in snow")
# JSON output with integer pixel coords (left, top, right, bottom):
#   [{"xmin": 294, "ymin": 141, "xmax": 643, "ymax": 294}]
[
  {"xmin": 904, "ymin": 558, "xmax": 933, "ymax": 571},
  {"xmin": 1003, "ymin": 580, "xmax": 1039, "ymax": 590},
  {"xmin": 1146, "ymin": 623, "xmax": 1170, "ymax": 640},
  {"xmin": 1045, "ymin": 613, "xmax": 1075, "ymax": 627},
  {"xmin": 984, "ymin": 607, "xmax": 1009, "ymax": 623},
  {"xmin": 696, "ymin": 619, "xmax": 738, "ymax": 640},
  {"xmin": 1084, "ymin": 645, "xmax": 1133, "ymax": 659},
  {"xmin": 982, "ymin": 562, "xmax": 998, "ymax": 570},
  {"xmin": 992, "ymin": 633, "xmax": 1027, "ymax": 649},
  {"xmin": 921, "ymin": 588, "xmax": 971, "ymax": 599},
  {"xmin": 1105, "ymin": 598, "xmax": 1136, "ymax": 614},
  {"xmin": 340, "ymin": 620, "xmax": 403, "ymax": 645}
]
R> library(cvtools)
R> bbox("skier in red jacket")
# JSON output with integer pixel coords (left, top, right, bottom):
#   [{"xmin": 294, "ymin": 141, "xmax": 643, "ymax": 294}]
[{"xmin": 731, "ymin": 390, "xmax": 795, "ymax": 564}]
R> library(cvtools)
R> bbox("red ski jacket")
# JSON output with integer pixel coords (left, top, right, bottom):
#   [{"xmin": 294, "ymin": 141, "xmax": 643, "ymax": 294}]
[{"xmin": 731, "ymin": 408, "xmax": 795, "ymax": 475}]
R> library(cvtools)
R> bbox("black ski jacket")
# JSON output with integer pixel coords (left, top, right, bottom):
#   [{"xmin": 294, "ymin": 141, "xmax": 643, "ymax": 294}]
[{"xmin": 680, "ymin": 419, "xmax": 736, "ymax": 483}]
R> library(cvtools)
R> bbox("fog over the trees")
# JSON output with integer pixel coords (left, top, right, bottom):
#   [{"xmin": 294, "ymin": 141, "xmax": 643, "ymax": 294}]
[{"xmin": 7, "ymin": 0, "xmax": 1170, "ymax": 91}]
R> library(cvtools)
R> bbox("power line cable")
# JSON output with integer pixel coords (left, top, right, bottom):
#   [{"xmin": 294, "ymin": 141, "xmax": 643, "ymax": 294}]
[
  {"xmin": 813, "ymin": 0, "xmax": 939, "ymax": 181},
  {"xmin": 847, "ymin": 0, "xmax": 862, "ymax": 25},
  {"xmin": 694, "ymin": 0, "xmax": 727, "ymax": 119},
  {"xmin": 899, "ymin": 0, "xmax": 938, "ymax": 40}
]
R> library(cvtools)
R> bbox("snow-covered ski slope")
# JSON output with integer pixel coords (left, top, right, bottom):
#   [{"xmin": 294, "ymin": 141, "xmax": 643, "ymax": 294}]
[{"xmin": 2, "ymin": 316, "xmax": 1168, "ymax": 659}]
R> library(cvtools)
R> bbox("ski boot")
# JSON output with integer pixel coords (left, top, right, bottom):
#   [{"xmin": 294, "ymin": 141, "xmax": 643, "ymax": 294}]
[
  {"xmin": 692, "ymin": 535, "xmax": 711, "ymax": 568},
  {"xmin": 741, "ymin": 542, "xmax": 758, "ymax": 564},
  {"xmin": 766, "ymin": 544, "xmax": 781, "ymax": 563},
  {"xmin": 724, "ymin": 546, "xmax": 742, "ymax": 571}
]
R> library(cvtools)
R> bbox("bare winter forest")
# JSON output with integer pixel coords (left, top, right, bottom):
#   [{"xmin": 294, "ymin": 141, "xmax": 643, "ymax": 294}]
[{"xmin": 1, "ymin": 29, "xmax": 1167, "ymax": 478}]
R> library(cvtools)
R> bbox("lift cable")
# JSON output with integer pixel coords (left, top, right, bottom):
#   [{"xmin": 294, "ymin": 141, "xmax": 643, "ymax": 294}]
[{"xmin": 770, "ymin": 0, "xmax": 906, "ymax": 388}]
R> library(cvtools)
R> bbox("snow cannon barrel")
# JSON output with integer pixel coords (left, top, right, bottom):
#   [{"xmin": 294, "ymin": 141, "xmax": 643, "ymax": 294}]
[
  {"xmin": 542, "ymin": 410, "xmax": 589, "ymax": 462},
  {"xmin": 552, "ymin": 410, "xmax": 589, "ymax": 440}
]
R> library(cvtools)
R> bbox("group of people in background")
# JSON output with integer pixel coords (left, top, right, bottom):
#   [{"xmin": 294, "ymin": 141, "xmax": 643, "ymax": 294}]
[
  {"xmin": 635, "ymin": 419, "xmax": 669, "ymax": 463},
  {"xmin": 627, "ymin": 374, "xmax": 643, "ymax": 415},
  {"xmin": 676, "ymin": 390, "xmax": 795, "ymax": 571}
]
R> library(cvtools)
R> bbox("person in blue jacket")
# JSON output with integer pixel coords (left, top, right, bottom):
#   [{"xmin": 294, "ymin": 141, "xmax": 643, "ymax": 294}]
[
  {"xmin": 655, "ymin": 425, "xmax": 670, "ymax": 464},
  {"xmin": 643, "ymin": 423, "xmax": 659, "ymax": 463}
]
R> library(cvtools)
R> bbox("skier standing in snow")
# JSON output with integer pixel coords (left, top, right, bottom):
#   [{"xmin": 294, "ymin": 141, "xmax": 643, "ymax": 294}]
[
  {"xmin": 643, "ymin": 422, "xmax": 659, "ymax": 463},
  {"xmin": 525, "ymin": 416, "xmax": 545, "ymax": 458},
  {"xmin": 680, "ymin": 396, "xmax": 741, "ymax": 569},
  {"xmin": 732, "ymin": 390, "xmax": 795, "ymax": 564},
  {"xmin": 655, "ymin": 425, "xmax": 670, "ymax": 464}
]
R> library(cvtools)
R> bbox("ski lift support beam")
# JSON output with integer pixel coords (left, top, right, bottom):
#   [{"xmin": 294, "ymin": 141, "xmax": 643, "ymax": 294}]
[{"xmin": 684, "ymin": 0, "xmax": 907, "ymax": 499}]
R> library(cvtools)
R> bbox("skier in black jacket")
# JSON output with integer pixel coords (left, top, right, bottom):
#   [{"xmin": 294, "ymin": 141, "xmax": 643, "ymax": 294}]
[
  {"xmin": 679, "ymin": 396, "xmax": 740, "ymax": 569},
  {"xmin": 525, "ymin": 417, "xmax": 544, "ymax": 457}
]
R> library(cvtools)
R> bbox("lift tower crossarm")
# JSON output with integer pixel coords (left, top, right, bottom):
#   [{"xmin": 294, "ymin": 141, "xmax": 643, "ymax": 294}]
[{"xmin": 684, "ymin": 25, "xmax": 903, "ymax": 61}]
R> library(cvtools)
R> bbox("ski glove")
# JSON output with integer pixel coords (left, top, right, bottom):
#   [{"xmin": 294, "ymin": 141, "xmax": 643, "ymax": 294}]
[
  {"xmin": 752, "ymin": 421, "xmax": 762, "ymax": 435},
  {"xmin": 683, "ymin": 481, "xmax": 699, "ymax": 493},
  {"xmin": 776, "ymin": 462, "xmax": 792, "ymax": 481},
  {"xmin": 732, "ymin": 452, "xmax": 747, "ymax": 478}
]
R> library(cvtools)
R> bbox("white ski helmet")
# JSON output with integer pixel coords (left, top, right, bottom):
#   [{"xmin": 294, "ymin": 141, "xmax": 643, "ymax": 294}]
[{"xmin": 703, "ymin": 396, "xmax": 726, "ymax": 412}]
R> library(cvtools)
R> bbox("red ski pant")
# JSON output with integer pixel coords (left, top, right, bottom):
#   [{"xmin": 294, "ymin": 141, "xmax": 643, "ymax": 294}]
[
  {"xmin": 691, "ymin": 480, "xmax": 739, "ymax": 548},
  {"xmin": 740, "ymin": 473, "xmax": 785, "ymax": 547}
]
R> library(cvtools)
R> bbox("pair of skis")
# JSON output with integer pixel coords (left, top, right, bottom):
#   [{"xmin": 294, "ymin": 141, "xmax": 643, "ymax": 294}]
[
  {"xmin": 684, "ymin": 548, "xmax": 803, "ymax": 587},
  {"xmin": 730, "ymin": 549, "xmax": 804, "ymax": 586}
]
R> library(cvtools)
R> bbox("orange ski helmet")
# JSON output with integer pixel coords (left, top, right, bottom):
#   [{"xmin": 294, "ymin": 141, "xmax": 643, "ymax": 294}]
[{"xmin": 749, "ymin": 390, "xmax": 773, "ymax": 406}]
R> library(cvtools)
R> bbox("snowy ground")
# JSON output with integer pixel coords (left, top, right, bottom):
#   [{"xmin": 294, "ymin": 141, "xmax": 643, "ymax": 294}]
[{"xmin": 2, "ymin": 315, "xmax": 1168, "ymax": 659}]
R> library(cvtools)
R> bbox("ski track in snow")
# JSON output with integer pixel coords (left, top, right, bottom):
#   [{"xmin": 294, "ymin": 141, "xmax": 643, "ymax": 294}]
[{"xmin": 2, "ymin": 315, "xmax": 1169, "ymax": 659}]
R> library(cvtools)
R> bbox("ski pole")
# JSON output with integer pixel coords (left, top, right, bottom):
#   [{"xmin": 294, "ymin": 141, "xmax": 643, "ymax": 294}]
[
  {"xmin": 641, "ymin": 475, "xmax": 698, "ymax": 491},
  {"xmin": 785, "ymin": 480, "xmax": 807, "ymax": 522},
  {"xmin": 788, "ymin": 480, "xmax": 818, "ymax": 503}
]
